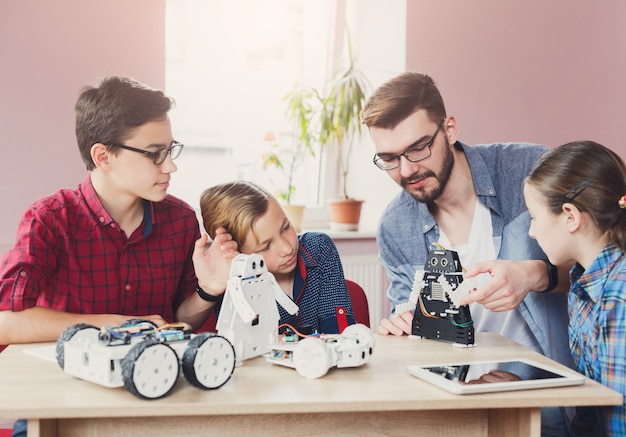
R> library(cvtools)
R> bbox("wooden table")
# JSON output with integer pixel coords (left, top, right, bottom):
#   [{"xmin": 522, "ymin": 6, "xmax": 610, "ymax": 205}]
[{"xmin": 0, "ymin": 333, "xmax": 621, "ymax": 437}]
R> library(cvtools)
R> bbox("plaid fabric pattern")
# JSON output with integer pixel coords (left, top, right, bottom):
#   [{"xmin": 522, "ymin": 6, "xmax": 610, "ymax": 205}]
[
  {"xmin": 569, "ymin": 242, "xmax": 626, "ymax": 435},
  {"xmin": 0, "ymin": 176, "xmax": 199, "ymax": 321}
]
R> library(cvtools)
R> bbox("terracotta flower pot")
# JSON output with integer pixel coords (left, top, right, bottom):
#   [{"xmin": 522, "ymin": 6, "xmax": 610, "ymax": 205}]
[{"xmin": 328, "ymin": 199, "xmax": 364, "ymax": 231}]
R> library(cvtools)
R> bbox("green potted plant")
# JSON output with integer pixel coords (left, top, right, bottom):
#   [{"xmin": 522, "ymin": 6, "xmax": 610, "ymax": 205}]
[
  {"xmin": 264, "ymin": 36, "xmax": 369, "ymax": 231},
  {"xmin": 318, "ymin": 48, "xmax": 369, "ymax": 231},
  {"xmin": 261, "ymin": 84, "xmax": 318, "ymax": 231}
]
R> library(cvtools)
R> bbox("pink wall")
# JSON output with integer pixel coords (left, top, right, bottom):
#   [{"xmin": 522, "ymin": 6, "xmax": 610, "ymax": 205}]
[
  {"xmin": 2, "ymin": 2, "xmax": 626, "ymax": 254},
  {"xmin": 0, "ymin": 0, "xmax": 165, "ymax": 254},
  {"xmin": 406, "ymin": 1, "xmax": 626, "ymax": 156}
]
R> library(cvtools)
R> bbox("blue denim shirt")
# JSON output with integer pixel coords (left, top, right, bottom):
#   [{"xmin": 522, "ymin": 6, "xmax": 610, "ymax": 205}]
[{"xmin": 377, "ymin": 141, "xmax": 573, "ymax": 367}]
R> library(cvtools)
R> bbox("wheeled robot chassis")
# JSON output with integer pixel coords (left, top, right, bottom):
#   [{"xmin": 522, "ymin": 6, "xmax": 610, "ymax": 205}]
[
  {"xmin": 267, "ymin": 323, "xmax": 375, "ymax": 379},
  {"xmin": 56, "ymin": 319, "xmax": 236, "ymax": 399}
]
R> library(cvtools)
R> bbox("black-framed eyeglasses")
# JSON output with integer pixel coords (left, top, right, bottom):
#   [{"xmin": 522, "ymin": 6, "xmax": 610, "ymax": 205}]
[
  {"xmin": 111, "ymin": 141, "xmax": 184, "ymax": 165},
  {"xmin": 372, "ymin": 119, "xmax": 445, "ymax": 170}
]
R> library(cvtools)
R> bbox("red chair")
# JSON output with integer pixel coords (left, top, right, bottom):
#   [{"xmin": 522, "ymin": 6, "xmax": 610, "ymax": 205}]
[
  {"xmin": 0, "ymin": 418, "xmax": 14, "ymax": 437},
  {"xmin": 346, "ymin": 279, "xmax": 370, "ymax": 327}
]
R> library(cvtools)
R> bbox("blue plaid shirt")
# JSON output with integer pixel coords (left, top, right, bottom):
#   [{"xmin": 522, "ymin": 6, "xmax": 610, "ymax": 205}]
[{"xmin": 569, "ymin": 242, "xmax": 626, "ymax": 435}]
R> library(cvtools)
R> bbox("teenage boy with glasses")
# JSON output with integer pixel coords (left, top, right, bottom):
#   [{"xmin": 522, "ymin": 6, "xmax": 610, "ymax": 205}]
[
  {"xmin": 363, "ymin": 71, "xmax": 572, "ymax": 436},
  {"xmin": 0, "ymin": 76, "xmax": 225, "ymax": 346}
]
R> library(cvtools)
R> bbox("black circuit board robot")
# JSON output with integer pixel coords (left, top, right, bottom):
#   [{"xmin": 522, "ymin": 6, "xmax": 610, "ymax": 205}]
[{"xmin": 409, "ymin": 248, "xmax": 475, "ymax": 346}]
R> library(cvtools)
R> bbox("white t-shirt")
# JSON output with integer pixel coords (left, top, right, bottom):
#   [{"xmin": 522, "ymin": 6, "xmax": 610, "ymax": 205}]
[{"xmin": 438, "ymin": 200, "xmax": 540, "ymax": 351}]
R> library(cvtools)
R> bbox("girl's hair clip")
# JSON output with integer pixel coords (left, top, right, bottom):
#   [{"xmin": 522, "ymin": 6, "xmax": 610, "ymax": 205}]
[
  {"xmin": 563, "ymin": 180, "xmax": 591, "ymax": 202},
  {"xmin": 619, "ymin": 195, "xmax": 626, "ymax": 209}
]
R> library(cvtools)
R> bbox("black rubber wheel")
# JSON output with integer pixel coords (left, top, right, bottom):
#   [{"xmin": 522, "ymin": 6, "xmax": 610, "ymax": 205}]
[
  {"xmin": 55, "ymin": 323, "xmax": 99, "ymax": 369},
  {"xmin": 182, "ymin": 333, "xmax": 236, "ymax": 390},
  {"xmin": 121, "ymin": 338, "xmax": 180, "ymax": 400}
]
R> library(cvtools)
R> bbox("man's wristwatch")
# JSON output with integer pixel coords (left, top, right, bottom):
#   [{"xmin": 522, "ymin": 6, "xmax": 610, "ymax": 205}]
[
  {"xmin": 540, "ymin": 260, "xmax": 558, "ymax": 293},
  {"xmin": 196, "ymin": 286, "xmax": 222, "ymax": 302}
]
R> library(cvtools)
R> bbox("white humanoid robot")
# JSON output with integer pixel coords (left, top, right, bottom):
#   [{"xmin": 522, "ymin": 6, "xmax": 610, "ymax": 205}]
[{"xmin": 217, "ymin": 253, "xmax": 299, "ymax": 364}]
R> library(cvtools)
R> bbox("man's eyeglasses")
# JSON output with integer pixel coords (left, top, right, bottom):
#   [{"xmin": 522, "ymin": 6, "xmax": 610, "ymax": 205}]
[
  {"xmin": 111, "ymin": 141, "xmax": 184, "ymax": 165},
  {"xmin": 372, "ymin": 120, "xmax": 445, "ymax": 170}
]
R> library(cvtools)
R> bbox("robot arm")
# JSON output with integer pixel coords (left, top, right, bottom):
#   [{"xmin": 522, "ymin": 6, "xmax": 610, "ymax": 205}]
[
  {"xmin": 226, "ymin": 276, "xmax": 257, "ymax": 323},
  {"xmin": 444, "ymin": 275, "xmax": 478, "ymax": 308},
  {"xmin": 394, "ymin": 269, "xmax": 424, "ymax": 314},
  {"xmin": 265, "ymin": 272, "xmax": 299, "ymax": 315}
]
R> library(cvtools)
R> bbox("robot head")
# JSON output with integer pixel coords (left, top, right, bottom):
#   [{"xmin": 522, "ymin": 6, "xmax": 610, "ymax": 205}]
[
  {"xmin": 229, "ymin": 253, "xmax": 268, "ymax": 279},
  {"xmin": 424, "ymin": 249, "xmax": 462, "ymax": 273}
]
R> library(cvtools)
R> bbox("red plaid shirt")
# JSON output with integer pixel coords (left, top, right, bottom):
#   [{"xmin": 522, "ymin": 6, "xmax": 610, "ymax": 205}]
[{"xmin": 0, "ymin": 176, "xmax": 199, "ymax": 321}]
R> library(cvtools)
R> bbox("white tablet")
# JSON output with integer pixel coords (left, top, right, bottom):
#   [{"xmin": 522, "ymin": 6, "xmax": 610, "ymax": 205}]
[{"xmin": 406, "ymin": 358, "xmax": 585, "ymax": 395}]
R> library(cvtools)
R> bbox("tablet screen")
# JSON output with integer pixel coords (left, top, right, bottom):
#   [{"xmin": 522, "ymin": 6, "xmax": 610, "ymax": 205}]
[
  {"xmin": 423, "ymin": 360, "xmax": 564, "ymax": 384},
  {"xmin": 406, "ymin": 358, "xmax": 584, "ymax": 394}
]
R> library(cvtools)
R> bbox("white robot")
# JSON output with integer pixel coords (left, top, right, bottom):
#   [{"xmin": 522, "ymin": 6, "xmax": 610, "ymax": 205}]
[
  {"xmin": 56, "ymin": 320, "xmax": 236, "ymax": 400},
  {"xmin": 267, "ymin": 323, "xmax": 375, "ymax": 379},
  {"xmin": 217, "ymin": 253, "xmax": 299, "ymax": 364}
]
